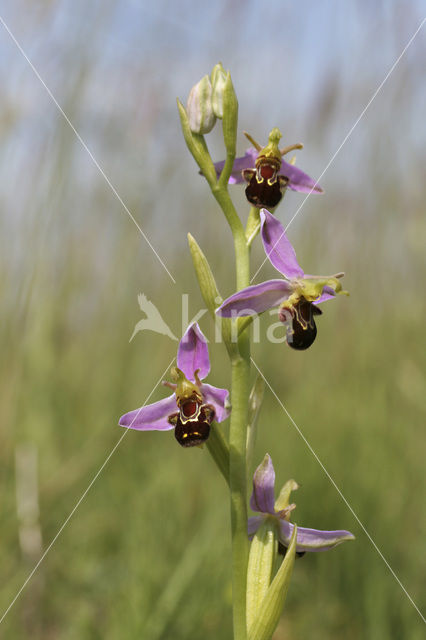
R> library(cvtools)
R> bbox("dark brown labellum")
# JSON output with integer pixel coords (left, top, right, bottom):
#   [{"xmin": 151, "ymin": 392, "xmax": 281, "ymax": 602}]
[
  {"xmin": 242, "ymin": 157, "xmax": 288, "ymax": 209},
  {"xmin": 281, "ymin": 300, "xmax": 322, "ymax": 351},
  {"xmin": 173, "ymin": 404, "xmax": 215, "ymax": 448}
]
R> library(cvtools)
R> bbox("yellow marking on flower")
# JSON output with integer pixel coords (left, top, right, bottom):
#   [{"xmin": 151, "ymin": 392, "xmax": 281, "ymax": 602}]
[
  {"xmin": 299, "ymin": 276, "xmax": 348, "ymax": 301},
  {"xmin": 280, "ymin": 291, "xmax": 302, "ymax": 313},
  {"xmin": 279, "ymin": 276, "xmax": 348, "ymax": 316},
  {"xmin": 170, "ymin": 367, "xmax": 203, "ymax": 405}
]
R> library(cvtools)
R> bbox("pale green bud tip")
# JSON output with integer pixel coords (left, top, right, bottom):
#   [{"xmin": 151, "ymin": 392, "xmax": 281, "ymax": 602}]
[
  {"xmin": 211, "ymin": 62, "xmax": 227, "ymax": 118},
  {"xmin": 186, "ymin": 75, "xmax": 216, "ymax": 134},
  {"xmin": 211, "ymin": 62, "xmax": 226, "ymax": 86}
]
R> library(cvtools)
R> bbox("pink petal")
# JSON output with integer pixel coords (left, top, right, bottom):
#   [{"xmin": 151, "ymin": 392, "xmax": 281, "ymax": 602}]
[
  {"xmin": 260, "ymin": 209, "xmax": 304, "ymax": 279},
  {"xmin": 250, "ymin": 454, "xmax": 276, "ymax": 514},
  {"xmin": 248, "ymin": 515, "xmax": 266, "ymax": 538},
  {"xmin": 279, "ymin": 520, "xmax": 355, "ymax": 553},
  {"xmin": 201, "ymin": 383, "xmax": 230, "ymax": 423},
  {"xmin": 177, "ymin": 322, "xmax": 210, "ymax": 381},
  {"xmin": 216, "ymin": 280, "xmax": 292, "ymax": 317},
  {"xmin": 119, "ymin": 394, "xmax": 176, "ymax": 431},
  {"xmin": 213, "ymin": 148, "xmax": 258, "ymax": 184},
  {"xmin": 280, "ymin": 159, "xmax": 323, "ymax": 194}
]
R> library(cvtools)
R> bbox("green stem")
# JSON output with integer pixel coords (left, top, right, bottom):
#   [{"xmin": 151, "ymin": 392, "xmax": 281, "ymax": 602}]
[
  {"xmin": 212, "ymin": 187, "xmax": 249, "ymax": 290},
  {"xmin": 206, "ymin": 423, "xmax": 230, "ymax": 485},
  {"xmin": 178, "ymin": 92, "xmax": 251, "ymax": 637},
  {"xmin": 229, "ymin": 338, "xmax": 250, "ymax": 640},
  {"xmin": 212, "ymin": 183, "xmax": 251, "ymax": 640}
]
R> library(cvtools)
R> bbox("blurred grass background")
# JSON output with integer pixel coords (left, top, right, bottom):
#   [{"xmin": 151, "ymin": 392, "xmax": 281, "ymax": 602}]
[{"xmin": 0, "ymin": 0, "xmax": 425, "ymax": 638}]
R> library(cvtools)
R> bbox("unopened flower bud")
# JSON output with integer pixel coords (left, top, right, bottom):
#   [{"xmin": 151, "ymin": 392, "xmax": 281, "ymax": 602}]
[
  {"xmin": 211, "ymin": 62, "xmax": 227, "ymax": 118},
  {"xmin": 186, "ymin": 75, "xmax": 216, "ymax": 134},
  {"xmin": 222, "ymin": 72, "xmax": 238, "ymax": 157}
]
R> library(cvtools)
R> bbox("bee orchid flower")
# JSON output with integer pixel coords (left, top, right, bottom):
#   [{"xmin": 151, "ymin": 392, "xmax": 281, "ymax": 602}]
[
  {"xmin": 119, "ymin": 323, "xmax": 230, "ymax": 447},
  {"xmin": 249, "ymin": 454, "xmax": 355, "ymax": 553},
  {"xmin": 216, "ymin": 209, "xmax": 348, "ymax": 350},
  {"xmin": 213, "ymin": 128, "xmax": 323, "ymax": 208}
]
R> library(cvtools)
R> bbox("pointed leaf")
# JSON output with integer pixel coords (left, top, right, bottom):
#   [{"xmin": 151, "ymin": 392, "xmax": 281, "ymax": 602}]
[
  {"xmin": 246, "ymin": 519, "xmax": 278, "ymax": 634},
  {"xmin": 248, "ymin": 526, "xmax": 297, "ymax": 640},
  {"xmin": 187, "ymin": 233, "xmax": 222, "ymax": 318},
  {"xmin": 188, "ymin": 234, "xmax": 233, "ymax": 349}
]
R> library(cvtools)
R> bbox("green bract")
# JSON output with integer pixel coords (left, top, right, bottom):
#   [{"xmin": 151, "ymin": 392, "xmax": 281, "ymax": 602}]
[
  {"xmin": 248, "ymin": 527, "xmax": 297, "ymax": 640},
  {"xmin": 246, "ymin": 517, "xmax": 278, "ymax": 633}
]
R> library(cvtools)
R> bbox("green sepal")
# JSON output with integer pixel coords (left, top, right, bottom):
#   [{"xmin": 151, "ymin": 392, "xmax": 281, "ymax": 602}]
[
  {"xmin": 176, "ymin": 99, "xmax": 217, "ymax": 188},
  {"xmin": 187, "ymin": 233, "xmax": 233, "ymax": 351},
  {"xmin": 246, "ymin": 517, "xmax": 278, "ymax": 634},
  {"xmin": 206, "ymin": 423, "xmax": 230, "ymax": 485},
  {"xmin": 287, "ymin": 274, "xmax": 348, "ymax": 307},
  {"xmin": 246, "ymin": 375, "xmax": 265, "ymax": 477},
  {"xmin": 248, "ymin": 526, "xmax": 297, "ymax": 640},
  {"xmin": 275, "ymin": 479, "xmax": 299, "ymax": 513},
  {"xmin": 218, "ymin": 72, "xmax": 238, "ymax": 189}
]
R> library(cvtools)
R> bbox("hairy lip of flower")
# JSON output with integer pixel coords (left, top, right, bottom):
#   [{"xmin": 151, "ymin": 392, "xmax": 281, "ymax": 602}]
[
  {"xmin": 280, "ymin": 299, "xmax": 322, "ymax": 351},
  {"xmin": 171, "ymin": 403, "xmax": 215, "ymax": 447}
]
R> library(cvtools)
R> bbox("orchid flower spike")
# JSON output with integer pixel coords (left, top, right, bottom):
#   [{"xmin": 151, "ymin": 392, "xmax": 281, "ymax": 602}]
[
  {"xmin": 213, "ymin": 128, "xmax": 323, "ymax": 208},
  {"xmin": 119, "ymin": 323, "xmax": 230, "ymax": 447},
  {"xmin": 217, "ymin": 209, "xmax": 348, "ymax": 350},
  {"xmin": 249, "ymin": 454, "xmax": 355, "ymax": 553}
]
